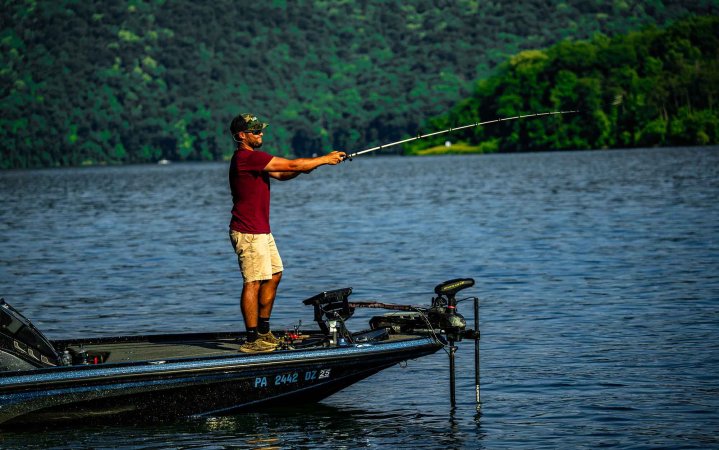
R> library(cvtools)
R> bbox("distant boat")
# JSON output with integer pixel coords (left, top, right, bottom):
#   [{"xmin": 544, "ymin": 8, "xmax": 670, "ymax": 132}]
[{"xmin": 157, "ymin": 159, "xmax": 171, "ymax": 165}]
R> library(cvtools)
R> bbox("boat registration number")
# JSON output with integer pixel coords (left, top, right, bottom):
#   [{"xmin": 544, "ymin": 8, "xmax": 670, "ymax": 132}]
[{"xmin": 254, "ymin": 369, "xmax": 331, "ymax": 388}]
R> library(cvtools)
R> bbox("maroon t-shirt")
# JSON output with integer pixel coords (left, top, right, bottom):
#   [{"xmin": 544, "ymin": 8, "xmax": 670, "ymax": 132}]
[{"xmin": 229, "ymin": 149, "xmax": 274, "ymax": 233}]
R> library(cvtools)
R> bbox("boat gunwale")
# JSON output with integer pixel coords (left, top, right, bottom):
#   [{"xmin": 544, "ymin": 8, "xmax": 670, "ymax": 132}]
[{"xmin": 0, "ymin": 335, "xmax": 442, "ymax": 391}]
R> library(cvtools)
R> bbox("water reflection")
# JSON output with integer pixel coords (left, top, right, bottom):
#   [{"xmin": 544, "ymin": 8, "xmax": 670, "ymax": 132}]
[
  {"xmin": 193, "ymin": 404, "xmax": 485, "ymax": 450},
  {"xmin": 0, "ymin": 403, "xmax": 484, "ymax": 449}
]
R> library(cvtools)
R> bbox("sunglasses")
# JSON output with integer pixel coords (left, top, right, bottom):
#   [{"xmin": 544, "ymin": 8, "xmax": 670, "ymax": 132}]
[{"xmin": 244, "ymin": 129, "xmax": 263, "ymax": 135}]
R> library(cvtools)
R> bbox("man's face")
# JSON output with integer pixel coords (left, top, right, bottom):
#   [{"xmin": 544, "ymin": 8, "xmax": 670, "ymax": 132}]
[{"xmin": 240, "ymin": 129, "xmax": 263, "ymax": 148}]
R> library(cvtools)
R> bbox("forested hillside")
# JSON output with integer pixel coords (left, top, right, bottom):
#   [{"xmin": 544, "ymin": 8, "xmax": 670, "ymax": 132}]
[
  {"xmin": 2, "ymin": 0, "xmax": 718, "ymax": 168},
  {"xmin": 407, "ymin": 15, "xmax": 719, "ymax": 154}
]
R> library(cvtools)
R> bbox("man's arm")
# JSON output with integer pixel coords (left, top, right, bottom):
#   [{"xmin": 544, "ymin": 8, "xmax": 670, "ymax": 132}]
[
  {"xmin": 265, "ymin": 151, "xmax": 345, "ymax": 180},
  {"xmin": 268, "ymin": 171, "xmax": 302, "ymax": 181}
]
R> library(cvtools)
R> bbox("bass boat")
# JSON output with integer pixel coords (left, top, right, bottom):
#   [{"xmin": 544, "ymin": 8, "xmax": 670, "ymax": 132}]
[{"xmin": 0, "ymin": 278, "xmax": 479, "ymax": 427}]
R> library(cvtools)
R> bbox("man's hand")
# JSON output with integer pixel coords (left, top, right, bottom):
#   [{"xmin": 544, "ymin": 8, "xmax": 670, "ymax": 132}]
[{"xmin": 324, "ymin": 151, "xmax": 346, "ymax": 165}]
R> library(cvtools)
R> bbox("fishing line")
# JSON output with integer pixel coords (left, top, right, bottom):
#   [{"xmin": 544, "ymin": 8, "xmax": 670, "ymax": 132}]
[{"xmin": 345, "ymin": 110, "xmax": 578, "ymax": 159}]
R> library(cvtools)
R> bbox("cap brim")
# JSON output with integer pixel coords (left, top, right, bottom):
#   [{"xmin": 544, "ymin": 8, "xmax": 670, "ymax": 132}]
[{"xmin": 246, "ymin": 122, "xmax": 269, "ymax": 132}]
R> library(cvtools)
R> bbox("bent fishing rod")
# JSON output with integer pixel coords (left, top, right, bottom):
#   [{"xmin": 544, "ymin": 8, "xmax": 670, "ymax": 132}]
[{"xmin": 345, "ymin": 110, "xmax": 578, "ymax": 159}]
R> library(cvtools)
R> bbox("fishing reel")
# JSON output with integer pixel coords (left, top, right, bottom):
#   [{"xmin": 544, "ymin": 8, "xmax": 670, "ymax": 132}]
[{"xmin": 426, "ymin": 278, "xmax": 474, "ymax": 342}]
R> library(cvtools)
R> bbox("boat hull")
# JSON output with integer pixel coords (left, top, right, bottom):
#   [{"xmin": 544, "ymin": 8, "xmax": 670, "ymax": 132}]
[{"xmin": 0, "ymin": 337, "xmax": 441, "ymax": 426}]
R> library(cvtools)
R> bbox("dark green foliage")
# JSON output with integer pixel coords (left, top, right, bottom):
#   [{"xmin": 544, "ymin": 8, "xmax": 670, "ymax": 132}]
[
  {"xmin": 1, "ymin": 1, "xmax": 718, "ymax": 168},
  {"xmin": 405, "ymin": 15, "xmax": 719, "ymax": 154}
]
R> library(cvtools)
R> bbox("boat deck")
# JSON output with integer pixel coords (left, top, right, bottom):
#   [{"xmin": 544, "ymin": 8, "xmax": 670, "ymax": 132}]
[
  {"xmin": 65, "ymin": 338, "xmax": 244, "ymax": 363},
  {"xmin": 56, "ymin": 331, "xmax": 420, "ymax": 365}
]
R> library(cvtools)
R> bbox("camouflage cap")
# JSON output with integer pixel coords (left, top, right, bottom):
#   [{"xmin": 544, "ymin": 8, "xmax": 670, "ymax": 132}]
[{"xmin": 230, "ymin": 113, "xmax": 269, "ymax": 135}]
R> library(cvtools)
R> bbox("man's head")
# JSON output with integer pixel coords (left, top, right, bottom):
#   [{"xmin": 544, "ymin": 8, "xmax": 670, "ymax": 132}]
[{"xmin": 230, "ymin": 113, "xmax": 268, "ymax": 148}]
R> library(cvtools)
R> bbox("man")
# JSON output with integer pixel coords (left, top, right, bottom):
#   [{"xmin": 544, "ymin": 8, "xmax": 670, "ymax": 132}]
[{"xmin": 228, "ymin": 113, "xmax": 346, "ymax": 353}]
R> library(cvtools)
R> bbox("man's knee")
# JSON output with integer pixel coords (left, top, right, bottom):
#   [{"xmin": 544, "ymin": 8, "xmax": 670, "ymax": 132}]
[{"xmin": 242, "ymin": 280, "xmax": 262, "ymax": 294}]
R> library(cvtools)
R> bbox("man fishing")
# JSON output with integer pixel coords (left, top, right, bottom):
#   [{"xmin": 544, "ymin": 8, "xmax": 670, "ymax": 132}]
[{"xmin": 228, "ymin": 113, "xmax": 346, "ymax": 353}]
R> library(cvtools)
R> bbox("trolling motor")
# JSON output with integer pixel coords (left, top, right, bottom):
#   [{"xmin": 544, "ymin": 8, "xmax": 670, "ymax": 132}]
[
  {"xmin": 366, "ymin": 278, "xmax": 475, "ymax": 340},
  {"xmin": 365, "ymin": 278, "xmax": 481, "ymax": 408},
  {"xmin": 427, "ymin": 278, "xmax": 474, "ymax": 341},
  {"xmin": 302, "ymin": 279, "xmax": 482, "ymax": 408},
  {"xmin": 429, "ymin": 278, "xmax": 479, "ymax": 407}
]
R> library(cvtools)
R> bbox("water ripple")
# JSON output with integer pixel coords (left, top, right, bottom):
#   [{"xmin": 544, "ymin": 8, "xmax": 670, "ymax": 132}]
[{"xmin": 1, "ymin": 147, "xmax": 718, "ymax": 448}]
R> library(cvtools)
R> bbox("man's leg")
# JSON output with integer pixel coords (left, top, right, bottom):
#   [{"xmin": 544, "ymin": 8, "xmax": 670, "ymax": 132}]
[
  {"xmin": 257, "ymin": 233, "xmax": 283, "ymax": 336},
  {"xmin": 258, "ymin": 271, "xmax": 282, "ymax": 320},
  {"xmin": 232, "ymin": 232, "xmax": 282, "ymax": 351},
  {"xmin": 258, "ymin": 271, "xmax": 281, "ymax": 337},
  {"xmin": 241, "ymin": 280, "xmax": 262, "ymax": 335},
  {"xmin": 239, "ymin": 280, "xmax": 275, "ymax": 352}
]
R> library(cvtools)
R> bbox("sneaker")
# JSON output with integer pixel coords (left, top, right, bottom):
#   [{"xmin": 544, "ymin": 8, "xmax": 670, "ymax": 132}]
[
  {"xmin": 257, "ymin": 331, "xmax": 282, "ymax": 346},
  {"xmin": 239, "ymin": 339, "xmax": 276, "ymax": 353}
]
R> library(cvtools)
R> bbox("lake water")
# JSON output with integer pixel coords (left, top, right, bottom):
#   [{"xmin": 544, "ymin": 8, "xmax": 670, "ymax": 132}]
[{"xmin": 1, "ymin": 147, "xmax": 718, "ymax": 449}]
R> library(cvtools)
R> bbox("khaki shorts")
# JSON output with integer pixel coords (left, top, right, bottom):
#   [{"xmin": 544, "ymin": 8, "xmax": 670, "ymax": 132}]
[{"xmin": 229, "ymin": 231, "xmax": 284, "ymax": 283}]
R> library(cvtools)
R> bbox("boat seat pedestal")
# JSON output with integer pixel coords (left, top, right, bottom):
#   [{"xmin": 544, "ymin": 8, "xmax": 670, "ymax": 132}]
[{"xmin": 302, "ymin": 288, "xmax": 355, "ymax": 343}]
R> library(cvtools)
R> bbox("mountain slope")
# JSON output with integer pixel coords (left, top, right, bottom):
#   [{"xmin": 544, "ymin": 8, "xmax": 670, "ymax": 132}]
[{"xmin": 2, "ymin": 0, "xmax": 717, "ymax": 168}]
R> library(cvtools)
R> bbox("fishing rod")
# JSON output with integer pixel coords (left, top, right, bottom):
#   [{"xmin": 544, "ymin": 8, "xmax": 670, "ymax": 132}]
[{"xmin": 345, "ymin": 110, "xmax": 579, "ymax": 159}]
